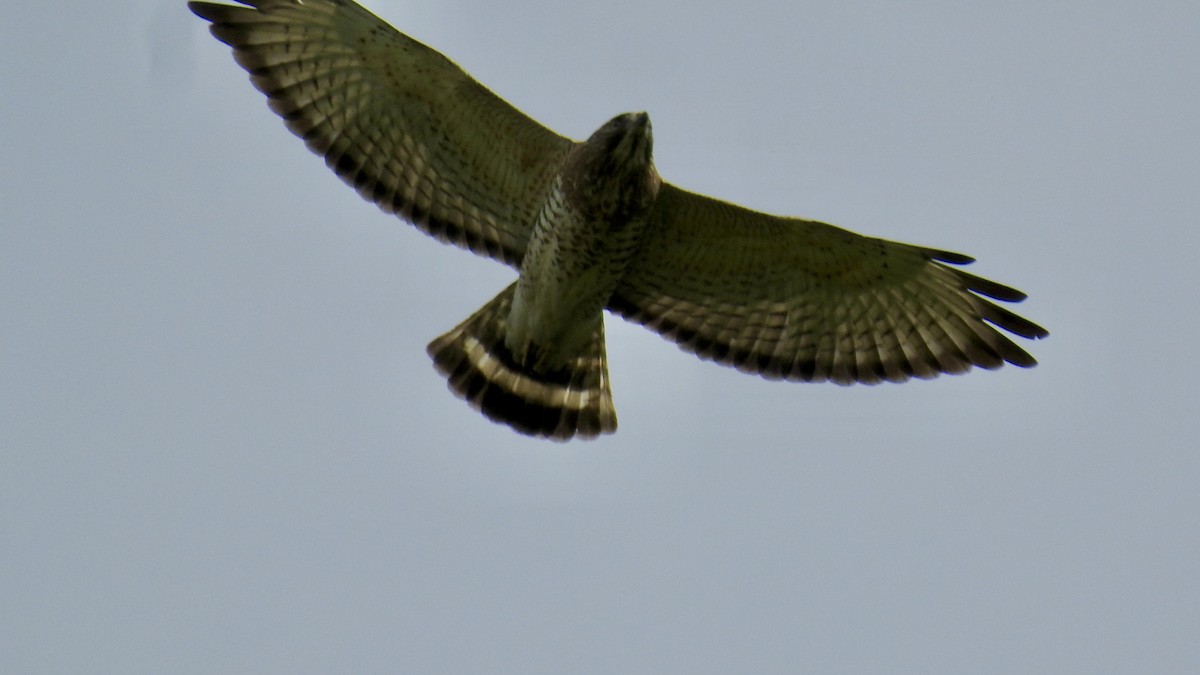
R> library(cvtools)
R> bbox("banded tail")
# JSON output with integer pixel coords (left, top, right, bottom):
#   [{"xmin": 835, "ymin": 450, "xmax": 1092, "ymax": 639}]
[{"xmin": 426, "ymin": 284, "xmax": 617, "ymax": 440}]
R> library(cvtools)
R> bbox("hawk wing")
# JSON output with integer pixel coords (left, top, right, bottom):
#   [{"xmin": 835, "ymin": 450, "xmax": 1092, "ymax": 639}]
[
  {"xmin": 189, "ymin": 0, "xmax": 574, "ymax": 267},
  {"xmin": 608, "ymin": 184, "xmax": 1048, "ymax": 385}
]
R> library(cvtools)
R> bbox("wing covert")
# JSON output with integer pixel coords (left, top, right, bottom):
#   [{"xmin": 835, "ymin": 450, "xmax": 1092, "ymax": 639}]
[
  {"xmin": 189, "ymin": 0, "xmax": 575, "ymax": 266},
  {"xmin": 608, "ymin": 184, "xmax": 1048, "ymax": 385}
]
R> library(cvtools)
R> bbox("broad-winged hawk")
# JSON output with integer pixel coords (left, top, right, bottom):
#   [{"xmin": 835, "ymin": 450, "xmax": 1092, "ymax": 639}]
[{"xmin": 189, "ymin": 0, "xmax": 1048, "ymax": 440}]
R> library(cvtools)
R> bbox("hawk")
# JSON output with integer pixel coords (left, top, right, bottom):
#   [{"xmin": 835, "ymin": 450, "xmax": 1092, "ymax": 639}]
[{"xmin": 189, "ymin": 0, "xmax": 1048, "ymax": 440}]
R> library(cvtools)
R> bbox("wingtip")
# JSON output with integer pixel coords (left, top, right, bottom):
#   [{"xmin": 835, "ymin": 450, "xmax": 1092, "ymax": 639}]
[
  {"xmin": 924, "ymin": 247, "xmax": 976, "ymax": 265},
  {"xmin": 186, "ymin": 1, "xmax": 220, "ymax": 21},
  {"xmin": 188, "ymin": 1, "xmax": 259, "ymax": 23}
]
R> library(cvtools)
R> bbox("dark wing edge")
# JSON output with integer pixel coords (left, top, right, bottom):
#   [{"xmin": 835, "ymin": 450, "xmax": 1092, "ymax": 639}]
[
  {"xmin": 608, "ymin": 184, "xmax": 1048, "ymax": 386},
  {"xmin": 188, "ymin": 0, "xmax": 574, "ymax": 267}
]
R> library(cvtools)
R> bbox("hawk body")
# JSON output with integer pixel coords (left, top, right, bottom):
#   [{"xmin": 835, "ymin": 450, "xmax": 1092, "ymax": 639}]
[
  {"xmin": 431, "ymin": 113, "xmax": 659, "ymax": 436},
  {"xmin": 509, "ymin": 112, "xmax": 660, "ymax": 372},
  {"xmin": 190, "ymin": 0, "xmax": 1049, "ymax": 440}
]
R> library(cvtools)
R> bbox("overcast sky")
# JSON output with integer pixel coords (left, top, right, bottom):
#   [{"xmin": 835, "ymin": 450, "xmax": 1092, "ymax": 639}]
[{"xmin": 3, "ymin": 1, "xmax": 1198, "ymax": 672}]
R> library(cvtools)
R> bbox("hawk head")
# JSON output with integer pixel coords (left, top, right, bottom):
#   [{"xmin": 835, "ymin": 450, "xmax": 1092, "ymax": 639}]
[
  {"xmin": 591, "ymin": 111, "xmax": 654, "ymax": 169},
  {"xmin": 564, "ymin": 112, "xmax": 661, "ymax": 223}
]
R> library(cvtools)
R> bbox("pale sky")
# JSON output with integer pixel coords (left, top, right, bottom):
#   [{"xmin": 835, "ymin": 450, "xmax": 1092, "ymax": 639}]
[{"xmin": 3, "ymin": 1, "xmax": 1198, "ymax": 672}]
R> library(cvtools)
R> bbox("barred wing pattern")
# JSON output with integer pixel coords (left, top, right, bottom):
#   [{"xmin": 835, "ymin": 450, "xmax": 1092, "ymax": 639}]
[
  {"xmin": 189, "ymin": 0, "xmax": 573, "ymax": 266},
  {"xmin": 609, "ymin": 184, "xmax": 1048, "ymax": 385}
]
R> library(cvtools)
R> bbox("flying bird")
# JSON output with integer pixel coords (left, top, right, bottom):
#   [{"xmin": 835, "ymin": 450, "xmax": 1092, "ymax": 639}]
[{"xmin": 189, "ymin": 0, "xmax": 1048, "ymax": 440}]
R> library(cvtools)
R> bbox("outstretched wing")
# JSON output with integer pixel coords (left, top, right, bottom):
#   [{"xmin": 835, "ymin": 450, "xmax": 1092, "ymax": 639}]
[
  {"xmin": 608, "ymin": 184, "xmax": 1048, "ymax": 385},
  {"xmin": 189, "ymin": 0, "xmax": 574, "ymax": 266}
]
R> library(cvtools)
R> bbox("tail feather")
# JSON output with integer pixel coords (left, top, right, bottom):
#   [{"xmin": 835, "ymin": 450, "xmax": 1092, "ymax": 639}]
[{"xmin": 427, "ymin": 283, "xmax": 617, "ymax": 440}]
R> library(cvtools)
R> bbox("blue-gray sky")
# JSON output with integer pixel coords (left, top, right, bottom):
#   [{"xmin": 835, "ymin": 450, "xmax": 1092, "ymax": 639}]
[{"xmin": 3, "ymin": 1, "xmax": 1198, "ymax": 672}]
